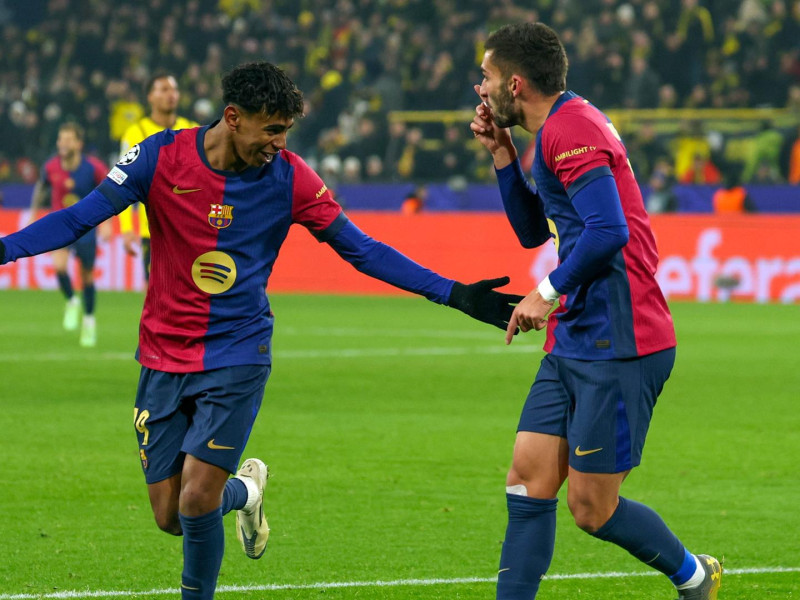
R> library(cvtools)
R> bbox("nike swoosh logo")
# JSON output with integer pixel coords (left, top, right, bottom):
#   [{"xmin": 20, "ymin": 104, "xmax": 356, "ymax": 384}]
[
  {"xmin": 172, "ymin": 185, "xmax": 202, "ymax": 194},
  {"xmin": 181, "ymin": 584, "xmax": 200, "ymax": 590},
  {"xmin": 498, "ymin": 568, "xmax": 511, "ymax": 573},
  {"xmin": 574, "ymin": 446, "xmax": 603, "ymax": 456},
  {"xmin": 207, "ymin": 439, "xmax": 235, "ymax": 450}
]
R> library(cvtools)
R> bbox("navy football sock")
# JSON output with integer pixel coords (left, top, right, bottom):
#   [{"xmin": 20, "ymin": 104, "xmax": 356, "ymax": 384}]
[
  {"xmin": 220, "ymin": 477, "xmax": 248, "ymax": 515},
  {"xmin": 82, "ymin": 284, "xmax": 96, "ymax": 315},
  {"xmin": 497, "ymin": 494, "xmax": 558, "ymax": 600},
  {"xmin": 56, "ymin": 272, "xmax": 73, "ymax": 299},
  {"xmin": 178, "ymin": 509, "xmax": 225, "ymax": 600},
  {"xmin": 591, "ymin": 497, "xmax": 687, "ymax": 578}
]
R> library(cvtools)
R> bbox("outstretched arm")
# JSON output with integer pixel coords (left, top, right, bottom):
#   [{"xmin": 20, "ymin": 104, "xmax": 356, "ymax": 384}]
[
  {"xmin": 323, "ymin": 215, "xmax": 522, "ymax": 330},
  {"xmin": 1, "ymin": 189, "xmax": 125, "ymax": 264}
]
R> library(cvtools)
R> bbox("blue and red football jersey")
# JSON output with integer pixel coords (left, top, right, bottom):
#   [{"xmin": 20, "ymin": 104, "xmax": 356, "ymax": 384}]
[
  {"xmin": 532, "ymin": 91, "xmax": 675, "ymax": 359},
  {"xmin": 2, "ymin": 124, "xmax": 455, "ymax": 372},
  {"xmin": 41, "ymin": 154, "xmax": 107, "ymax": 210},
  {"xmin": 97, "ymin": 126, "xmax": 345, "ymax": 372}
]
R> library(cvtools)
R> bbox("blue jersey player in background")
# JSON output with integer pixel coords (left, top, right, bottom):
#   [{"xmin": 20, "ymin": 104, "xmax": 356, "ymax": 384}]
[
  {"xmin": 470, "ymin": 23, "xmax": 721, "ymax": 600},
  {"xmin": 0, "ymin": 61, "xmax": 523, "ymax": 600}
]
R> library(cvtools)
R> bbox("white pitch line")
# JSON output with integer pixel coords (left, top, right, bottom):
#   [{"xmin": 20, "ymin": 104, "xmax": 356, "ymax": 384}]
[
  {"xmin": 0, "ymin": 344, "xmax": 540, "ymax": 363},
  {"xmin": 1, "ymin": 567, "xmax": 797, "ymax": 599}
]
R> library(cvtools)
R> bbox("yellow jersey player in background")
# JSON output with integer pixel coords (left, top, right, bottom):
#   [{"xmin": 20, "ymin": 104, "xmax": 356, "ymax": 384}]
[{"xmin": 118, "ymin": 73, "xmax": 199, "ymax": 288}]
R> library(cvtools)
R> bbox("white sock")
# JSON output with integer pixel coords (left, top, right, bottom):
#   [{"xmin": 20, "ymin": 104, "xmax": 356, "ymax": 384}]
[
  {"xmin": 676, "ymin": 555, "xmax": 705, "ymax": 590},
  {"xmin": 506, "ymin": 484, "xmax": 528, "ymax": 497},
  {"xmin": 82, "ymin": 315, "xmax": 95, "ymax": 326},
  {"xmin": 239, "ymin": 476, "xmax": 260, "ymax": 512}
]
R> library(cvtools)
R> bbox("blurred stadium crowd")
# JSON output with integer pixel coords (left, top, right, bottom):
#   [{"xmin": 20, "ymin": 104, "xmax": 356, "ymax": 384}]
[{"xmin": 1, "ymin": 0, "xmax": 800, "ymax": 189}]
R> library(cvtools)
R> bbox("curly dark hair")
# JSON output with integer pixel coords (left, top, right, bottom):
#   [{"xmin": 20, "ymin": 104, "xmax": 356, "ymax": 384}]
[
  {"xmin": 485, "ymin": 23, "xmax": 568, "ymax": 96},
  {"xmin": 221, "ymin": 61, "xmax": 304, "ymax": 118}
]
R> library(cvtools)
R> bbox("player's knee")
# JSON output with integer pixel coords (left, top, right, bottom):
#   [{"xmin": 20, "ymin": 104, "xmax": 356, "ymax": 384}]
[
  {"xmin": 567, "ymin": 496, "xmax": 609, "ymax": 533},
  {"xmin": 179, "ymin": 481, "xmax": 220, "ymax": 517},
  {"xmin": 506, "ymin": 464, "xmax": 563, "ymax": 498}
]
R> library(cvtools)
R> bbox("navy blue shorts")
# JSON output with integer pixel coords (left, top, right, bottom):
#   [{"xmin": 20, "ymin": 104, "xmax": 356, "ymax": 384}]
[
  {"xmin": 133, "ymin": 364, "xmax": 270, "ymax": 484},
  {"xmin": 517, "ymin": 347, "xmax": 676, "ymax": 474},
  {"xmin": 69, "ymin": 230, "xmax": 97, "ymax": 270}
]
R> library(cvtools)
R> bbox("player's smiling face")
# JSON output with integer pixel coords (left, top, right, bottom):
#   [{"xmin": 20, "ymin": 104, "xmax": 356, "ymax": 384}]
[
  {"xmin": 479, "ymin": 51, "xmax": 521, "ymax": 129},
  {"xmin": 231, "ymin": 109, "xmax": 294, "ymax": 169}
]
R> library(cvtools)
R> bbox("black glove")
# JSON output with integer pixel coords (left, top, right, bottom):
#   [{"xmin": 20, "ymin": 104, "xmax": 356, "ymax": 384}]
[
  {"xmin": 447, "ymin": 276, "xmax": 524, "ymax": 331},
  {"xmin": 0, "ymin": 239, "xmax": 5, "ymax": 265}
]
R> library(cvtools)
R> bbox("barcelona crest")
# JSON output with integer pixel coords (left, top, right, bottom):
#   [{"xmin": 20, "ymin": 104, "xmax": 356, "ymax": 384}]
[{"xmin": 208, "ymin": 203, "xmax": 234, "ymax": 229}]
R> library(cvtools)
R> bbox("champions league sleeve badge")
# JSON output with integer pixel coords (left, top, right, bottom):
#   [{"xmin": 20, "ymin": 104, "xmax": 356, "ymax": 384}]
[{"xmin": 117, "ymin": 144, "xmax": 141, "ymax": 166}]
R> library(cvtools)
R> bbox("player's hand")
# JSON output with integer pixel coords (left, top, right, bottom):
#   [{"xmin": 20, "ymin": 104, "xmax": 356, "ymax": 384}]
[
  {"xmin": 122, "ymin": 231, "xmax": 140, "ymax": 256},
  {"xmin": 471, "ymin": 85, "xmax": 514, "ymax": 157},
  {"xmin": 448, "ymin": 276, "xmax": 524, "ymax": 331},
  {"xmin": 505, "ymin": 288, "xmax": 554, "ymax": 345}
]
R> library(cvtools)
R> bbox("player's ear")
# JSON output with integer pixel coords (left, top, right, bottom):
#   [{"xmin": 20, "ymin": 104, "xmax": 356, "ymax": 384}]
[
  {"xmin": 510, "ymin": 74, "xmax": 523, "ymax": 98},
  {"xmin": 223, "ymin": 105, "xmax": 240, "ymax": 131}
]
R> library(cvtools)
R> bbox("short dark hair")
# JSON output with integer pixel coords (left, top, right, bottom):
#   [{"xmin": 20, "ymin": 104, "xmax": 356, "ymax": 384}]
[
  {"xmin": 221, "ymin": 61, "xmax": 304, "ymax": 118},
  {"xmin": 484, "ymin": 23, "xmax": 568, "ymax": 96},
  {"xmin": 59, "ymin": 121, "xmax": 85, "ymax": 142},
  {"xmin": 145, "ymin": 72, "xmax": 175, "ymax": 95}
]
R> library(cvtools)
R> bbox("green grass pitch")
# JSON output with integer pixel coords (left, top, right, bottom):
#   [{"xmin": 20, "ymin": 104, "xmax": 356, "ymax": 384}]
[{"xmin": 0, "ymin": 290, "xmax": 798, "ymax": 599}]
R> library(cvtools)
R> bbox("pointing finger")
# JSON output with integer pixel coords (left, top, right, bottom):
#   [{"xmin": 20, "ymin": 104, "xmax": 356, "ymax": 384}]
[{"xmin": 505, "ymin": 312, "xmax": 519, "ymax": 345}]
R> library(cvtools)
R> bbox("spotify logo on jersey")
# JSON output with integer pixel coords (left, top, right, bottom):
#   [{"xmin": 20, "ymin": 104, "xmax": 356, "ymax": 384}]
[{"xmin": 191, "ymin": 251, "xmax": 237, "ymax": 294}]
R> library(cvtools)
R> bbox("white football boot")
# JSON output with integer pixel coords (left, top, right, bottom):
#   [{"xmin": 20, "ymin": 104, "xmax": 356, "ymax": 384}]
[{"xmin": 235, "ymin": 458, "xmax": 270, "ymax": 559}]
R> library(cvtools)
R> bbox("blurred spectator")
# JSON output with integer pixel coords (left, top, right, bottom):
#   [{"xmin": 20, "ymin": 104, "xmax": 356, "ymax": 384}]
[
  {"xmin": 440, "ymin": 124, "xmax": 474, "ymax": 180},
  {"xmin": 363, "ymin": 154, "xmax": 385, "ymax": 182},
  {"xmin": 394, "ymin": 126, "xmax": 424, "ymax": 180},
  {"xmin": 383, "ymin": 120, "xmax": 408, "ymax": 182},
  {"xmin": 320, "ymin": 154, "xmax": 342, "ymax": 191},
  {"xmin": 675, "ymin": 0, "xmax": 715, "ymax": 90},
  {"xmin": 339, "ymin": 114, "xmax": 387, "ymax": 164},
  {"xmin": 684, "ymin": 83, "xmax": 712, "ymax": 109},
  {"xmin": 646, "ymin": 158, "xmax": 679, "ymax": 214},
  {"xmin": 712, "ymin": 170, "xmax": 756, "ymax": 213},
  {"xmin": 751, "ymin": 161, "xmax": 783, "ymax": 184},
  {"xmin": 401, "ymin": 185, "xmax": 427, "ymax": 215},
  {"xmin": 624, "ymin": 56, "xmax": 660, "ymax": 108},
  {"xmin": 672, "ymin": 120, "xmax": 714, "ymax": 180},
  {"xmin": 781, "ymin": 124, "xmax": 800, "ymax": 184},
  {"xmin": 742, "ymin": 121, "xmax": 784, "ymax": 182},
  {"xmin": 341, "ymin": 156, "xmax": 362, "ymax": 183},
  {"xmin": 657, "ymin": 84, "xmax": 679, "ymax": 109},
  {"xmin": 628, "ymin": 122, "xmax": 668, "ymax": 181},
  {"xmin": 679, "ymin": 152, "xmax": 722, "ymax": 184},
  {"xmin": 0, "ymin": 0, "xmax": 799, "ymax": 184}
]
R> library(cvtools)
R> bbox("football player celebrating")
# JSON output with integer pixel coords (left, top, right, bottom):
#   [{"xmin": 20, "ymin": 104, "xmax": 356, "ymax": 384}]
[
  {"xmin": 28, "ymin": 121, "xmax": 110, "ymax": 347},
  {"xmin": 0, "ymin": 61, "xmax": 521, "ymax": 600},
  {"xmin": 470, "ymin": 23, "xmax": 721, "ymax": 600}
]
